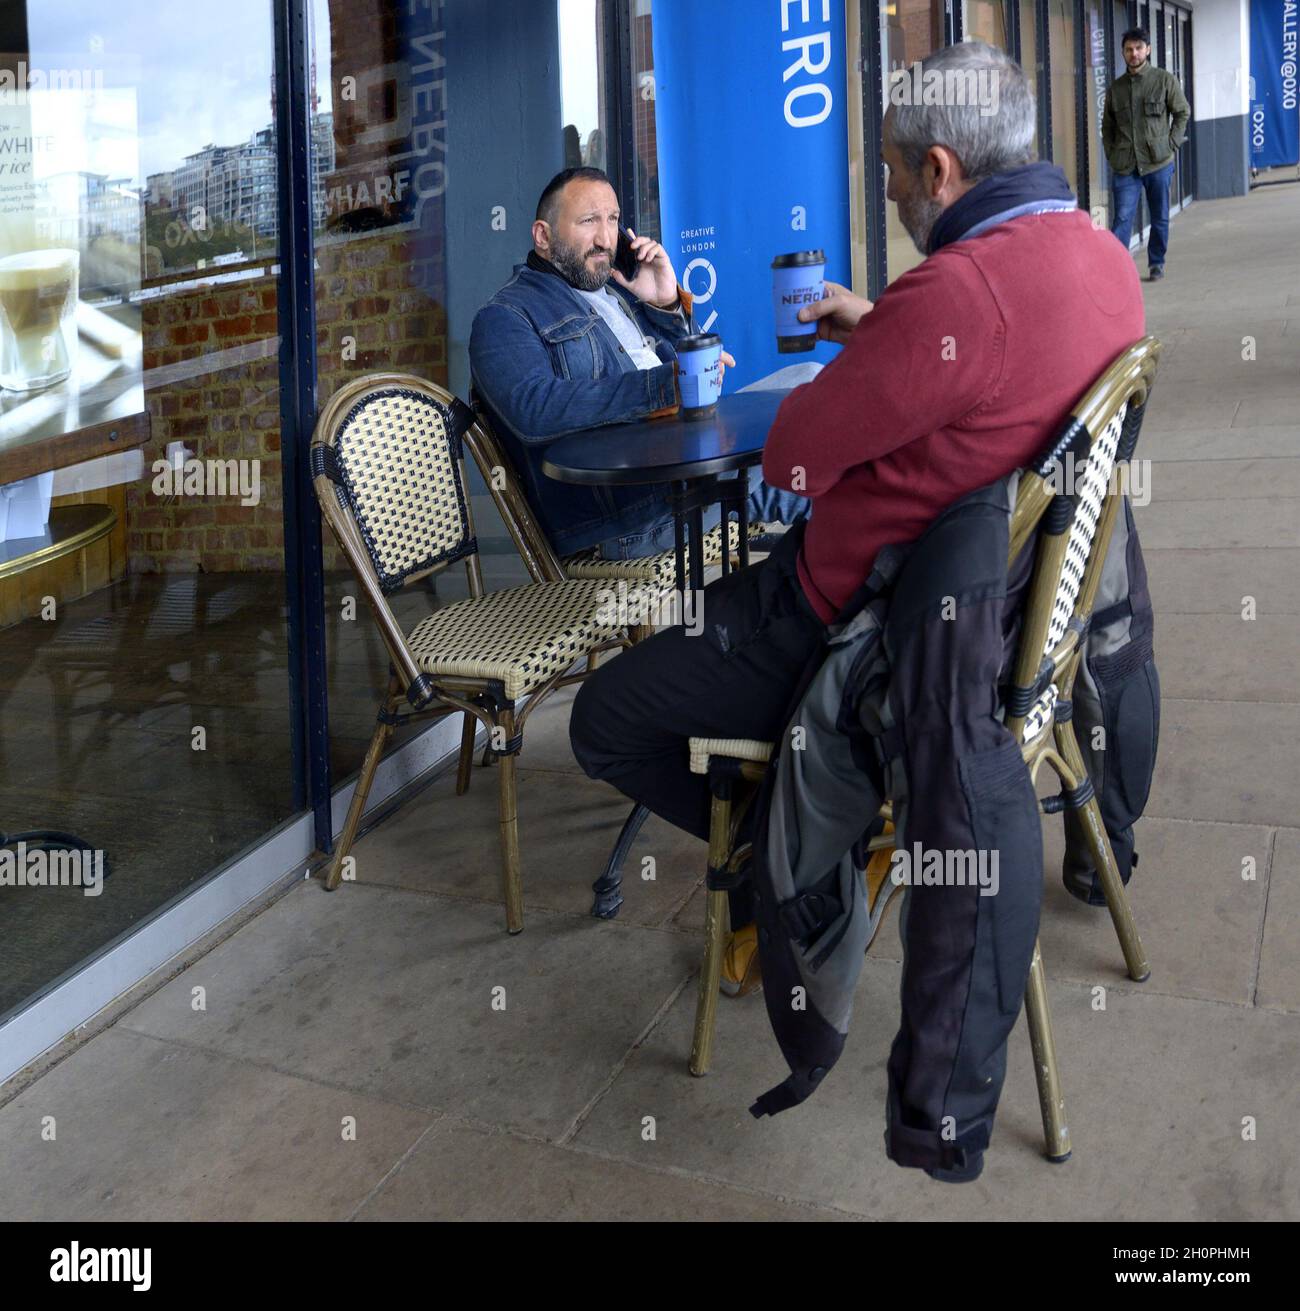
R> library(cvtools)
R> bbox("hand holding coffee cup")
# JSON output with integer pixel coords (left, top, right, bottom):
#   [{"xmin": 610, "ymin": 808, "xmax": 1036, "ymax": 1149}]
[
  {"xmin": 796, "ymin": 279, "xmax": 875, "ymax": 346},
  {"xmin": 771, "ymin": 250, "xmax": 826, "ymax": 352},
  {"xmin": 675, "ymin": 333, "xmax": 724, "ymax": 420}
]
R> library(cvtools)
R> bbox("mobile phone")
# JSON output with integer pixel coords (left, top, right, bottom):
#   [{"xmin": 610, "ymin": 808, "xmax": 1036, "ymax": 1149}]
[{"xmin": 614, "ymin": 227, "xmax": 639, "ymax": 282}]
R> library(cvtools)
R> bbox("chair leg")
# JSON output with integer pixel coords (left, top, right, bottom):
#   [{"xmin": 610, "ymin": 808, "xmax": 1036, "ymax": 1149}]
[
  {"xmin": 690, "ymin": 890, "xmax": 728, "ymax": 1076},
  {"xmin": 496, "ymin": 711, "xmax": 524, "ymax": 935},
  {"xmin": 455, "ymin": 711, "xmax": 477, "ymax": 796},
  {"xmin": 690, "ymin": 791, "xmax": 733, "ymax": 1076},
  {"xmin": 1055, "ymin": 722, "xmax": 1150, "ymax": 982},
  {"xmin": 1023, "ymin": 937, "xmax": 1072, "ymax": 1163},
  {"xmin": 323, "ymin": 710, "xmax": 393, "ymax": 891}
]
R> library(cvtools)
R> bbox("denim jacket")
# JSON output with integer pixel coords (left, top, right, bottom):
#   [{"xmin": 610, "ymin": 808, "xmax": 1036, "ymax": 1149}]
[{"xmin": 469, "ymin": 259, "xmax": 697, "ymax": 554}]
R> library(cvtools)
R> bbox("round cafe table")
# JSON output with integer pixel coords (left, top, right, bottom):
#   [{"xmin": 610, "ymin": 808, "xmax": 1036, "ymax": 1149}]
[
  {"xmin": 542, "ymin": 388, "xmax": 793, "ymax": 917},
  {"xmin": 542, "ymin": 387, "xmax": 792, "ymax": 593}
]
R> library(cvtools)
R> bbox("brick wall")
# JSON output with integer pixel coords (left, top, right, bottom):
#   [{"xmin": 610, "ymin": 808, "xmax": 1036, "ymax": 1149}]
[
  {"xmin": 131, "ymin": 0, "xmax": 449, "ymax": 574},
  {"xmin": 130, "ymin": 229, "xmax": 448, "ymax": 574}
]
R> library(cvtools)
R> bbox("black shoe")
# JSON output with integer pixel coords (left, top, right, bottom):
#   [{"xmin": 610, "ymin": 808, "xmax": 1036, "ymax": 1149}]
[
  {"xmin": 1148, "ymin": 265, "xmax": 1164, "ymax": 281},
  {"xmin": 1063, "ymin": 867, "xmax": 1109, "ymax": 907}
]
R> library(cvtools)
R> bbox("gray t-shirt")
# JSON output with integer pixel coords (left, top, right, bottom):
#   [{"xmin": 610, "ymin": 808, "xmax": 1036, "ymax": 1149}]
[{"xmin": 575, "ymin": 285, "xmax": 672, "ymax": 371}]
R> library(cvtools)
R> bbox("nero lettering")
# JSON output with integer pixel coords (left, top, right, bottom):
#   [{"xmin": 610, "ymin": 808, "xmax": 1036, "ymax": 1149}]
[{"xmin": 780, "ymin": 0, "xmax": 834, "ymax": 128}]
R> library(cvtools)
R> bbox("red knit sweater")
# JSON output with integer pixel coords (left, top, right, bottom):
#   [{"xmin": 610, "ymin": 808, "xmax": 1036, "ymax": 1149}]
[{"xmin": 763, "ymin": 208, "xmax": 1145, "ymax": 623}]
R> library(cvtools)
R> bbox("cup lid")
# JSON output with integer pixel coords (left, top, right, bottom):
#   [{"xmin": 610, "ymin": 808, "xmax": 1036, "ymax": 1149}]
[
  {"xmin": 771, "ymin": 250, "xmax": 826, "ymax": 268},
  {"xmin": 676, "ymin": 333, "xmax": 722, "ymax": 351}
]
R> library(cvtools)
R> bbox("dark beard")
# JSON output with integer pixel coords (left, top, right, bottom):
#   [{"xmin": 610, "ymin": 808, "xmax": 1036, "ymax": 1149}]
[
  {"xmin": 548, "ymin": 234, "xmax": 612, "ymax": 291},
  {"xmin": 899, "ymin": 190, "xmax": 945, "ymax": 257}
]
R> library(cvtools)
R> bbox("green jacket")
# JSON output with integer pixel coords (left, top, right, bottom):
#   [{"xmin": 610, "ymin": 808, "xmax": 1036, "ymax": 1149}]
[{"xmin": 1102, "ymin": 62, "xmax": 1191, "ymax": 177}]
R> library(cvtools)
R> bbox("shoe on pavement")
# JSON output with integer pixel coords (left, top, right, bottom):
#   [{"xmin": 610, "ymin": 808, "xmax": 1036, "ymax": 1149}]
[
  {"xmin": 720, "ymin": 921, "xmax": 762, "ymax": 997},
  {"xmin": 1148, "ymin": 265, "xmax": 1164, "ymax": 281}
]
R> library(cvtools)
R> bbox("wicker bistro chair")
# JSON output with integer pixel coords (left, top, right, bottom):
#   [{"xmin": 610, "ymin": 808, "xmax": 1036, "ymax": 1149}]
[
  {"xmin": 686, "ymin": 336, "xmax": 1161, "ymax": 1164},
  {"xmin": 310, "ymin": 373, "xmax": 650, "ymax": 934}
]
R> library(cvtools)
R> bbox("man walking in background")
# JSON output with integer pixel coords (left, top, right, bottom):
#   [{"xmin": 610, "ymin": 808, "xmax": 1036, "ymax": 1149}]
[{"xmin": 1103, "ymin": 26, "xmax": 1191, "ymax": 281}]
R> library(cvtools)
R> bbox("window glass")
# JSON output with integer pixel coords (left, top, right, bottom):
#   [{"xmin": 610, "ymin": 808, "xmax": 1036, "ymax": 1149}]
[
  {"xmin": 1086, "ymin": 0, "xmax": 1111, "ymax": 224},
  {"xmin": 966, "ymin": 0, "xmax": 1011, "ymax": 50},
  {"xmin": 1048, "ymin": 0, "xmax": 1080, "ymax": 195},
  {"xmin": 1020, "ymin": 1, "xmax": 1041, "ymax": 156},
  {"xmin": 881, "ymin": 0, "xmax": 945, "ymax": 281},
  {"xmin": 1, "ymin": 0, "xmax": 296, "ymax": 1022}
]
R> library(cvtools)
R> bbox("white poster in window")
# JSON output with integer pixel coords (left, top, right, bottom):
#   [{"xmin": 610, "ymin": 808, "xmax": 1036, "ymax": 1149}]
[{"xmin": 0, "ymin": 66, "xmax": 144, "ymax": 454}]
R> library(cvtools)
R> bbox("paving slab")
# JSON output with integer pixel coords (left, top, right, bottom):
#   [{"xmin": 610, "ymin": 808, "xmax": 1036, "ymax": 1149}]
[
  {"xmin": 1154, "ymin": 613, "xmax": 1300, "ymax": 702},
  {"xmin": 1139, "ymin": 427, "xmax": 1300, "ymax": 463},
  {"xmin": 1144, "ymin": 458, "xmax": 1300, "ymax": 502},
  {"xmin": 0, "ymin": 1028, "xmax": 433, "ymax": 1221},
  {"xmin": 1256, "ymin": 830, "xmax": 1300, "ymax": 1015},
  {"xmin": 118, "ymin": 881, "xmax": 697, "ymax": 1139},
  {"xmin": 1038, "ymin": 816, "xmax": 1272, "ymax": 1005},
  {"xmin": 573, "ymin": 958, "xmax": 1300, "ymax": 1221},
  {"xmin": 1143, "ymin": 548, "xmax": 1300, "ymax": 615},
  {"xmin": 347, "ymin": 761, "xmax": 705, "ymax": 928},
  {"xmin": 1131, "ymin": 498, "xmax": 1300, "ymax": 550},
  {"xmin": 353, "ymin": 1116, "xmax": 851, "ymax": 1221},
  {"xmin": 1146, "ymin": 699, "xmax": 1300, "ymax": 829}
]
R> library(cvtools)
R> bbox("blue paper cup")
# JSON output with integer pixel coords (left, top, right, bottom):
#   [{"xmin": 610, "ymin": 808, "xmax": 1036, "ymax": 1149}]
[
  {"xmin": 675, "ymin": 333, "xmax": 723, "ymax": 420},
  {"xmin": 771, "ymin": 250, "xmax": 826, "ymax": 353}
]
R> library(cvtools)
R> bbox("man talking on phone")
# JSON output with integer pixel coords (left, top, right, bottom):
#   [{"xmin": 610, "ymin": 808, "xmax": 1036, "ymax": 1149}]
[{"xmin": 470, "ymin": 166, "xmax": 811, "ymax": 561}]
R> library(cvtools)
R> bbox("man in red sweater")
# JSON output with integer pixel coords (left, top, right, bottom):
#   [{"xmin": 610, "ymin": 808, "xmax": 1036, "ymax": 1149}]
[{"xmin": 571, "ymin": 40, "xmax": 1144, "ymax": 983}]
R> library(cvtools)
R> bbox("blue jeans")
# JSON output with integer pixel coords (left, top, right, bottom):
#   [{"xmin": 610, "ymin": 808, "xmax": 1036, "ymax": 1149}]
[
  {"xmin": 1111, "ymin": 160, "xmax": 1174, "ymax": 268},
  {"xmin": 596, "ymin": 362, "xmax": 819, "ymax": 560}
]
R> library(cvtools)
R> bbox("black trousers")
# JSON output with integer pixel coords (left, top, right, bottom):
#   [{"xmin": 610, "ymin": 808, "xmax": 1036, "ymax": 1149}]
[{"xmin": 570, "ymin": 532, "xmax": 826, "ymax": 923}]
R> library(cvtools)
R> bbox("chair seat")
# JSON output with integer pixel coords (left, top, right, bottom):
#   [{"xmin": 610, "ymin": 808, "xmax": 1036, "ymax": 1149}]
[
  {"xmin": 688, "ymin": 737, "xmax": 775, "ymax": 775},
  {"xmin": 407, "ymin": 578, "xmax": 647, "ymax": 700},
  {"xmin": 564, "ymin": 521, "xmax": 776, "ymax": 591}
]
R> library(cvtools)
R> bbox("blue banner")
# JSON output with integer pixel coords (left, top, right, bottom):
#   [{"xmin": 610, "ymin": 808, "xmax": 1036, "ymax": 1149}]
[
  {"xmin": 1249, "ymin": 0, "xmax": 1300, "ymax": 169},
  {"xmin": 651, "ymin": 0, "xmax": 851, "ymax": 391}
]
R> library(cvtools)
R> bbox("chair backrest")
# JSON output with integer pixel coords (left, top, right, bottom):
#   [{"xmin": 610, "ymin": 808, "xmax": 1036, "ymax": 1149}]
[
  {"xmin": 462, "ymin": 390, "xmax": 567, "ymax": 585},
  {"xmin": 310, "ymin": 372, "xmax": 485, "ymax": 694},
  {"xmin": 1004, "ymin": 336, "xmax": 1161, "ymax": 745},
  {"xmin": 311, "ymin": 372, "xmax": 480, "ymax": 595}
]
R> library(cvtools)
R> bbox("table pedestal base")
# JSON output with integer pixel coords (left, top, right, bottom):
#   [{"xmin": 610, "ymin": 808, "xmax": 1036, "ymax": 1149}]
[{"xmin": 589, "ymin": 802, "xmax": 650, "ymax": 919}]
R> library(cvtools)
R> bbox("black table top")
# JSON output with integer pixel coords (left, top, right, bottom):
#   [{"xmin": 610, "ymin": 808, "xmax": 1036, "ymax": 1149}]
[{"xmin": 542, "ymin": 388, "xmax": 792, "ymax": 487}]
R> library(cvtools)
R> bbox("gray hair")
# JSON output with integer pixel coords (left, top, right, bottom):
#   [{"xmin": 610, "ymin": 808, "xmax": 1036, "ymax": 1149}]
[{"xmin": 886, "ymin": 40, "xmax": 1036, "ymax": 182}]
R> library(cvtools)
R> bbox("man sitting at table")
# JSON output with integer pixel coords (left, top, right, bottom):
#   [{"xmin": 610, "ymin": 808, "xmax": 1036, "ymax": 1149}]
[
  {"xmin": 469, "ymin": 166, "xmax": 812, "ymax": 561},
  {"xmin": 570, "ymin": 40, "xmax": 1144, "ymax": 986}
]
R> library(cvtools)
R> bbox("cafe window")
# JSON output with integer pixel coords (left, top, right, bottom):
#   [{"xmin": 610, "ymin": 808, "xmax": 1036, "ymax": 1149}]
[
  {"xmin": 1085, "ymin": 0, "xmax": 1111, "ymax": 225},
  {"xmin": 881, "ymin": 0, "xmax": 946, "ymax": 281},
  {"xmin": 1048, "ymin": 0, "xmax": 1080, "ymax": 196},
  {"xmin": 0, "ymin": 0, "xmax": 300, "ymax": 1025},
  {"xmin": 966, "ymin": 0, "xmax": 1012, "ymax": 50}
]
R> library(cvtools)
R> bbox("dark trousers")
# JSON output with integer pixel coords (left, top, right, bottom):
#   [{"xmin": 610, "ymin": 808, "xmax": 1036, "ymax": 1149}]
[
  {"xmin": 1111, "ymin": 160, "xmax": 1175, "ymax": 268},
  {"xmin": 570, "ymin": 537, "xmax": 826, "ymax": 923}
]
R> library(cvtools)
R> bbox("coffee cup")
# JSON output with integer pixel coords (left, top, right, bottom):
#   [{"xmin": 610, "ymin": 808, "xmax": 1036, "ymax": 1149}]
[
  {"xmin": 0, "ymin": 248, "xmax": 80, "ymax": 392},
  {"xmin": 771, "ymin": 250, "xmax": 825, "ymax": 353},
  {"xmin": 675, "ymin": 333, "xmax": 723, "ymax": 420}
]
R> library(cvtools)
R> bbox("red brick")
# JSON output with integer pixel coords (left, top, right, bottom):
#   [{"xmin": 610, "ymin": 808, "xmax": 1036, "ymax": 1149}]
[{"xmin": 214, "ymin": 315, "xmax": 254, "ymax": 340}]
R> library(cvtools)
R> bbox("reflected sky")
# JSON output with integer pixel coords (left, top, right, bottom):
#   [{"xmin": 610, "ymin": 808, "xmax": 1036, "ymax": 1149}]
[{"xmin": 25, "ymin": 0, "xmax": 333, "ymax": 185}]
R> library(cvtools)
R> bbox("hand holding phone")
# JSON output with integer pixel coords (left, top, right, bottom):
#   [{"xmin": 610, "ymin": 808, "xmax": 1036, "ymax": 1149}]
[
  {"xmin": 614, "ymin": 227, "xmax": 640, "ymax": 282},
  {"xmin": 610, "ymin": 227, "xmax": 679, "ymax": 309}
]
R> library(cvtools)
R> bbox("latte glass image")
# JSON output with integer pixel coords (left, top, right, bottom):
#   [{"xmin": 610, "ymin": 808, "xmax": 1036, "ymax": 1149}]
[{"xmin": 0, "ymin": 249, "xmax": 80, "ymax": 392}]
